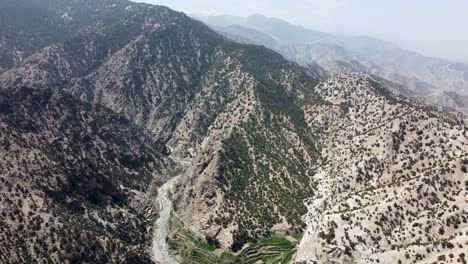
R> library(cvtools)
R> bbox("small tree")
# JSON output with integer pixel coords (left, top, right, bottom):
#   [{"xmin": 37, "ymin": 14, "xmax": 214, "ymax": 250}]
[{"xmin": 461, "ymin": 165, "xmax": 467, "ymax": 173}]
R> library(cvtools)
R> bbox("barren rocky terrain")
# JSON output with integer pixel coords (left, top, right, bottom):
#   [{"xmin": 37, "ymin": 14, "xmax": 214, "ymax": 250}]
[{"xmin": 297, "ymin": 74, "xmax": 468, "ymax": 263}]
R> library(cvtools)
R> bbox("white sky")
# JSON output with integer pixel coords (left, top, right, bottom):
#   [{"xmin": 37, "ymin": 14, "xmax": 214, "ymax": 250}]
[{"xmin": 134, "ymin": 0, "xmax": 468, "ymax": 62}]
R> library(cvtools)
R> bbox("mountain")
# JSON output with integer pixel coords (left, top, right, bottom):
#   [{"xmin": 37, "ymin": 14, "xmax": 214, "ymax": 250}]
[
  {"xmin": 1, "ymin": 1, "xmax": 468, "ymax": 263},
  {"xmin": 198, "ymin": 14, "xmax": 468, "ymax": 113},
  {"xmin": 0, "ymin": 0, "xmax": 141, "ymax": 74},
  {"xmin": 211, "ymin": 24, "xmax": 278, "ymax": 49},
  {"xmin": 0, "ymin": 86, "xmax": 172, "ymax": 262},
  {"xmin": 297, "ymin": 74, "xmax": 468, "ymax": 263},
  {"xmin": 0, "ymin": 0, "xmax": 323, "ymax": 261}
]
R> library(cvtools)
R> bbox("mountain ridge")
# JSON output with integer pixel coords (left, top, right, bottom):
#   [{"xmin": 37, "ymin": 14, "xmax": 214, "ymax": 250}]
[
  {"xmin": 1, "ymin": 0, "xmax": 324, "ymax": 261},
  {"xmin": 198, "ymin": 14, "xmax": 468, "ymax": 114}
]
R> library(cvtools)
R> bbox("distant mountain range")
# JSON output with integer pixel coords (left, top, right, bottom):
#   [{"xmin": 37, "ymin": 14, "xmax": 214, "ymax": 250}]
[{"xmin": 197, "ymin": 14, "xmax": 468, "ymax": 114}]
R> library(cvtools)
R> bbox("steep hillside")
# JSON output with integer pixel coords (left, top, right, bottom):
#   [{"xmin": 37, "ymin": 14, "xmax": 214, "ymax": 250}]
[
  {"xmin": 296, "ymin": 74, "xmax": 468, "ymax": 263},
  {"xmin": 0, "ymin": 0, "xmax": 139, "ymax": 73},
  {"xmin": 0, "ymin": 87, "xmax": 172, "ymax": 263},
  {"xmin": 171, "ymin": 46, "xmax": 321, "ymax": 249}
]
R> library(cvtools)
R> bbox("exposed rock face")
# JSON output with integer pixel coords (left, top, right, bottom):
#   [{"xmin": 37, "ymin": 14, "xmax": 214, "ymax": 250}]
[{"xmin": 296, "ymin": 74, "xmax": 468, "ymax": 263}]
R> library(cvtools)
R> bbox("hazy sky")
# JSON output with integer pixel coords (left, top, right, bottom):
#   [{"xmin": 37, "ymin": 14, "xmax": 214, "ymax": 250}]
[{"xmin": 135, "ymin": 0, "xmax": 468, "ymax": 62}]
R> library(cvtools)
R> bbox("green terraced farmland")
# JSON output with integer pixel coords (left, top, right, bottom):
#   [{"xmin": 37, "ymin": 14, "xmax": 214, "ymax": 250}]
[{"xmin": 167, "ymin": 213, "xmax": 302, "ymax": 263}]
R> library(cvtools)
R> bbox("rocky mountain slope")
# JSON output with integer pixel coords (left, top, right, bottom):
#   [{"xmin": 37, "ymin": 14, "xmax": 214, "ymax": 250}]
[
  {"xmin": 297, "ymin": 74, "xmax": 468, "ymax": 263},
  {"xmin": 199, "ymin": 14, "xmax": 468, "ymax": 113},
  {"xmin": 170, "ymin": 46, "xmax": 321, "ymax": 248},
  {"xmin": 0, "ymin": 86, "xmax": 172, "ymax": 263},
  {"xmin": 0, "ymin": 0, "xmax": 322, "ymax": 261},
  {"xmin": 0, "ymin": 0, "xmax": 140, "ymax": 74}
]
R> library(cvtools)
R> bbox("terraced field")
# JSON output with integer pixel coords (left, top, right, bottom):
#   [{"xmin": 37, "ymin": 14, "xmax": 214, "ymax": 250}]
[{"xmin": 166, "ymin": 214, "xmax": 300, "ymax": 264}]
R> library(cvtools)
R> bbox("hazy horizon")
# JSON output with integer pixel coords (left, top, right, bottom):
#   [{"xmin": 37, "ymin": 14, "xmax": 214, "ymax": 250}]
[{"xmin": 134, "ymin": 0, "xmax": 468, "ymax": 63}]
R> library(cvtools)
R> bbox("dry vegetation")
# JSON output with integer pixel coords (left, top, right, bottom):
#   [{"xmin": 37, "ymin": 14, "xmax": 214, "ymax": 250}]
[{"xmin": 297, "ymin": 74, "xmax": 468, "ymax": 264}]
